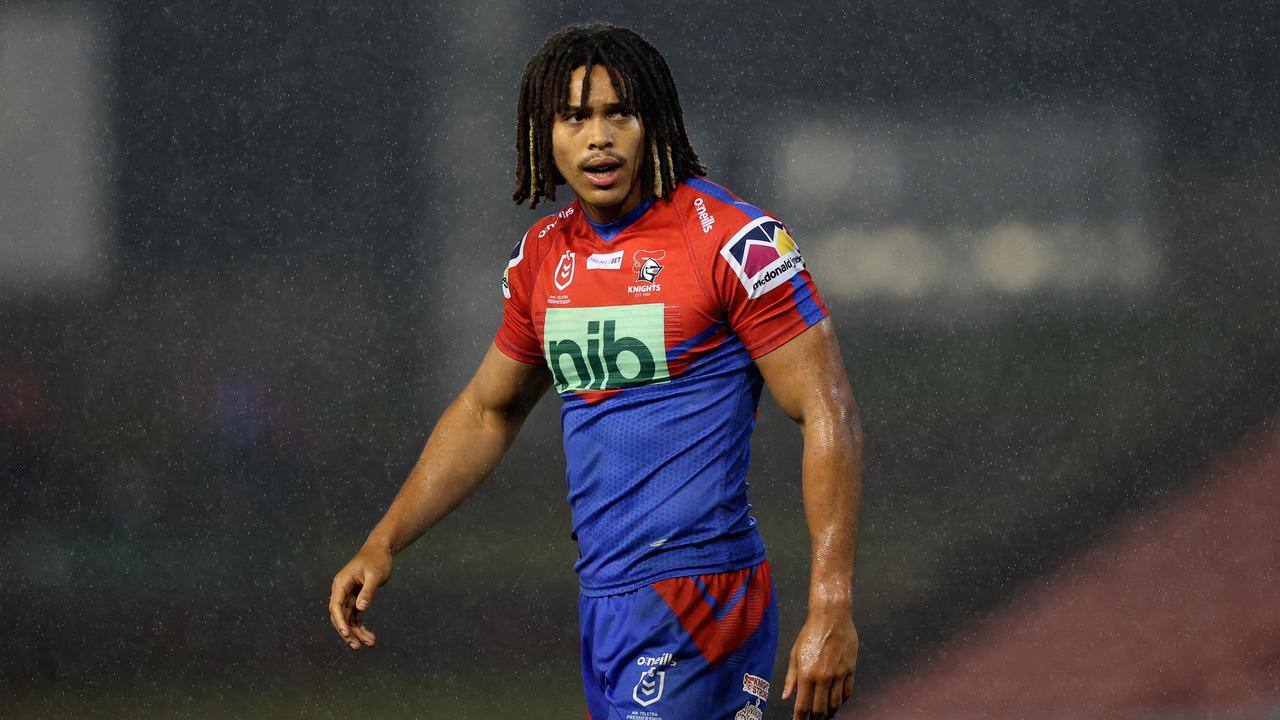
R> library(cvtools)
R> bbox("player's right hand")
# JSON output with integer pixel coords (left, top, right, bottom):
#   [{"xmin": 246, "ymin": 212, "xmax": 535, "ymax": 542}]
[{"xmin": 328, "ymin": 545, "xmax": 392, "ymax": 651}]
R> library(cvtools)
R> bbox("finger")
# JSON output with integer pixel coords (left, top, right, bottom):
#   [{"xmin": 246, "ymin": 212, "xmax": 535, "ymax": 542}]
[
  {"xmin": 842, "ymin": 675, "xmax": 854, "ymax": 704},
  {"xmin": 792, "ymin": 677, "xmax": 813, "ymax": 720},
  {"xmin": 355, "ymin": 573, "xmax": 378, "ymax": 612},
  {"xmin": 349, "ymin": 612, "xmax": 377, "ymax": 646},
  {"xmin": 343, "ymin": 608, "xmax": 363, "ymax": 650},
  {"xmin": 783, "ymin": 647, "xmax": 797, "ymax": 700},
  {"xmin": 810, "ymin": 678, "xmax": 831, "ymax": 719},
  {"xmin": 328, "ymin": 575, "xmax": 357, "ymax": 639},
  {"xmin": 828, "ymin": 677, "xmax": 845, "ymax": 715},
  {"xmin": 340, "ymin": 595, "xmax": 363, "ymax": 649},
  {"xmin": 351, "ymin": 612, "xmax": 377, "ymax": 643}
]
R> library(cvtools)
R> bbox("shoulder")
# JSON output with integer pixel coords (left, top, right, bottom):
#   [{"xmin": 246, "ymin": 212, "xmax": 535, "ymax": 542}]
[
  {"xmin": 518, "ymin": 204, "xmax": 580, "ymax": 255},
  {"xmin": 503, "ymin": 203, "xmax": 579, "ymax": 298},
  {"xmin": 676, "ymin": 177, "xmax": 783, "ymax": 236},
  {"xmin": 511, "ymin": 204, "xmax": 580, "ymax": 266},
  {"xmin": 671, "ymin": 178, "xmax": 790, "ymax": 257},
  {"xmin": 675, "ymin": 177, "xmax": 792, "ymax": 254},
  {"xmin": 675, "ymin": 179, "xmax": 804, "ymax": 299}
]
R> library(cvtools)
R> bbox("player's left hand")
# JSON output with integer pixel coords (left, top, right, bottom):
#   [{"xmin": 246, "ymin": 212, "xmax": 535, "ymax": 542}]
[{"xmin": 781, "ymin": 605, "xmax": 858, "ymax": 719}]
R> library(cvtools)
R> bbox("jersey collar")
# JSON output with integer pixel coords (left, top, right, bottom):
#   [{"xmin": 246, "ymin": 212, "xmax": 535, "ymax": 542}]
[{"xmin": 581, "ymin": 196, "xmax": 657, "ymax": 243}]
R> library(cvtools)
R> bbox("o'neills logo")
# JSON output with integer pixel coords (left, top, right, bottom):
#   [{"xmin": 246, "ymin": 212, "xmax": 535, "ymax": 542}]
[
  {"xmin": 750, "ymin": 256, "xmax": 798, "ymax": 294},
  {"xmin": 636, "ymin": 652, "xmax": 678, "ymax": 668},
  {"xmin": 694, "ymin": 197, "xmax": 716, "ymax": 233},
  {"xmin": 633, "ymin": 650, "xmax": 676, "ymax": 707}
]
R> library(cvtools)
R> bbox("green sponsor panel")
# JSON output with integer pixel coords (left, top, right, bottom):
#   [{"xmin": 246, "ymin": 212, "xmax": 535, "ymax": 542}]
[{"xmin": 544, "ymin": 304, "xmax": 669, "ymax": 393}]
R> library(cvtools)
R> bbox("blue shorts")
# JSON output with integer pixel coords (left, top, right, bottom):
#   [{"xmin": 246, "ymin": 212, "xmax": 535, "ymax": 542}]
[{"xmin": 578, "ymin": 560, "xmax": 779, "ymax": 720}]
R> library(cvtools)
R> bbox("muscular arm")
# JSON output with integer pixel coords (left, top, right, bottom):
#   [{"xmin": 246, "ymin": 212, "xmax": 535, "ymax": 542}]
[
  {"xmin": 327, "ymin": 344, "xmax": 552, "ymax": 649},
  {"xmin": 364, "ymin": 345, "xmax": 551, "ymax": 554},
  {"xmin": 754, "ymin": 317, "xmax": 863, "ymax": 719}
]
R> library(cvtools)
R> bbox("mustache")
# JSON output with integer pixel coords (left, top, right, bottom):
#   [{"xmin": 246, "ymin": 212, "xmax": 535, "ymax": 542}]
[{"xmin": 578, "ymin": 153, "xmax": 625, "ymax": 171}]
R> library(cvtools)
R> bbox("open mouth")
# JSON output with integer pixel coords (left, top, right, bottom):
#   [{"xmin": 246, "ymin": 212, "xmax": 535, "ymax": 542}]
[
  {"xmin": 582, "ymin": 158, "xmax": 623, "ymax": 187},
  {"xmin": 584, "ymin": 160, "xmax": 621, "ymax": 175}
]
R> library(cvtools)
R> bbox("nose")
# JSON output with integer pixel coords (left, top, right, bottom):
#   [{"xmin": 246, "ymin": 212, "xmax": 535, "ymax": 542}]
[{"xmin": 587, "ymin": 115, "xmax": 613, "ymax": 150}]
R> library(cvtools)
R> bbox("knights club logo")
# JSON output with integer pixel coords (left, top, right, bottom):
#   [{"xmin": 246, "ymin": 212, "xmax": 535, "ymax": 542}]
[
  {"xmin": 554, "ymin": 250, "xmax": 576, "ymax": 291},
  {"xmin": 632, "ymin": 249, "xmax": 665, "ymax": 284}
]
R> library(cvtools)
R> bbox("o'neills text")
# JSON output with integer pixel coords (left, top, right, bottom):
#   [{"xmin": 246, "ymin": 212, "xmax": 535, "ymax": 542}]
[{"xmin": 694, "ymin": 197, "xmax": 715, "ymax": 233}]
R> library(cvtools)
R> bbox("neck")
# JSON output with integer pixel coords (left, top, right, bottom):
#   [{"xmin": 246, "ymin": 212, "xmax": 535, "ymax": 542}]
[{"xmin": 578, "ymin": 186, "xmax": 647, "ymax": 224}]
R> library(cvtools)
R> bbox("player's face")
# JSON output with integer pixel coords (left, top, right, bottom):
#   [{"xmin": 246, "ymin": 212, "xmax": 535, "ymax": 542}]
[{"xmin": 552, "ymin": 65, "xmax": 645, "ymax": 224}]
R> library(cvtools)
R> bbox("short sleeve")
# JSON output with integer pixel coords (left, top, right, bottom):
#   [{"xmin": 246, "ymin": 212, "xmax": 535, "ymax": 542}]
[
  {"xmin": 494, "ymin": 231, "xmax": 544, "ymax": 365},
  {"xmin": 710, "ymin": 215, "xmax": 829, "ymax": 358}
]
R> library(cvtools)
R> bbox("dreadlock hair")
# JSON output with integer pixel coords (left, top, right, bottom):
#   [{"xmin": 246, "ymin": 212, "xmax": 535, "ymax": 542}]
[{"xmin": 512, "ymin": 23, "xmax": 707, "ymax": 209}]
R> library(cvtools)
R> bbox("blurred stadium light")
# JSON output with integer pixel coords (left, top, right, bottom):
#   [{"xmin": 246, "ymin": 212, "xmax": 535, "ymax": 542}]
[
  {"xmin": 0, "ymin": 3, "xmax": 110, "ymax": 298},
  {"xmin": 768, "ymin": 109, "xmax": 1158, "ymax": 307},
  {"xmin": 2, "ymin": 4, "xmax": 1276, "ymax": 717}
]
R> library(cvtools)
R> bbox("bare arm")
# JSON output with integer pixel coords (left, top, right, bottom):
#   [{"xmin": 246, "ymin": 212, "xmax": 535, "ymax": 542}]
[
  {"xmin": 363, "ymin": 344, "xmax": 551, "ymax": 554},
  {"xmin": 754, "ymin": 317, "xmax": 863, "ymax": 720},
  {"xmin": 327, "ymin": 344, "xmax": 552, "ymax": 650}
]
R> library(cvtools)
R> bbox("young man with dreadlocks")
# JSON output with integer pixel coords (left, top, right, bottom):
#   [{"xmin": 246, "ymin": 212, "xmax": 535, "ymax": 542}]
[{"xmin": 329, "ymin": 23, "xmax": 862, "ymax": 720}]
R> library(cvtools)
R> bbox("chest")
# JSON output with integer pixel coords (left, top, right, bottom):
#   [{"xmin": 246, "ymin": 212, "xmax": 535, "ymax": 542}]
[{"xmin": 527, "ymin": 228, "xmax": 720, "ymax": 393}]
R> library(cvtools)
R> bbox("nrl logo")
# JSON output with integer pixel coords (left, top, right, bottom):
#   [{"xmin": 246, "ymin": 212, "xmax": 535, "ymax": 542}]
[
  {"xmin": 554, "ymin": 251, "xmax": 576, "ymax": 290},
  {"xmin": 633, "ymin": 666, "xmax": 666, "ymax": 707},
  {"xmin": 632, "ymin": 249, "xmax": 665, "ymax": 284}
]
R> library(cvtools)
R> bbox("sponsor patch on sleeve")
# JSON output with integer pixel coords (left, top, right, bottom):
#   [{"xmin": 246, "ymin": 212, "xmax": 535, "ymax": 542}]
[
  {"xmin": 501, "ymin": 232, "xmax": 527, "ymax": 299},
  {"xmin": 719, "ymin": 217, "xmax": 805, "ymax": 299}
]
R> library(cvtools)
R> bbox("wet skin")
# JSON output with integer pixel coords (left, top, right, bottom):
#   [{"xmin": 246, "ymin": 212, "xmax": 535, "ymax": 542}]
[{"xmin": 551, "ymin": 65, "xmax": 646, "ymax": 224}]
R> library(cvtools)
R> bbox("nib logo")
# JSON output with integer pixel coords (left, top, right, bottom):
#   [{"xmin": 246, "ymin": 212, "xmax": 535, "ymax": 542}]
[{"xmin": 543, "ymin": 304, "xmax": 669, "ymax": 394}]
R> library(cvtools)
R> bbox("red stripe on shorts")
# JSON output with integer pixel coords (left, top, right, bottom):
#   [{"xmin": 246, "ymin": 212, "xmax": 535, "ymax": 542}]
[{"xmin": 651, "ymin": 562, "xmax": 773, "ymax": 665}]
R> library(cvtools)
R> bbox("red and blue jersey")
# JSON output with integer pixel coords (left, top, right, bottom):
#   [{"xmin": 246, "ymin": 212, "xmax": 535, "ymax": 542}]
[{"xmin": 495, "ymin": 177, "xmax": 828, "ymax": 596}]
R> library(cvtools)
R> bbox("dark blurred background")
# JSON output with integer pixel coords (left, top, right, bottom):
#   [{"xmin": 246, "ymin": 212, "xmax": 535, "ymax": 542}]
[{"xmin": 3, "ymin": 1, "xmax": 1278, "ymax": 718}]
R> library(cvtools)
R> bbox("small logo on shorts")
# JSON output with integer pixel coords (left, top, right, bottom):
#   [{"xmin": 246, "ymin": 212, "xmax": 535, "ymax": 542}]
[
  {"xmin": 743, "ymin": 673, "xmax": 770, "ymax": 701},
  {"xmin": 633, "ymin": 666, "xmax": 666, "ymax": 706},
  {"xmin": 632, "ymin": 653, "xmax": 676, "ymax": 707},
  {"xmin": 636, "ymin": 652, "xmax": 677, "ymax": 668}
]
